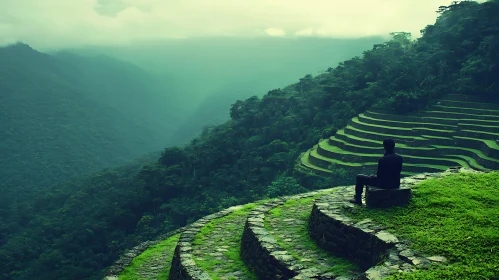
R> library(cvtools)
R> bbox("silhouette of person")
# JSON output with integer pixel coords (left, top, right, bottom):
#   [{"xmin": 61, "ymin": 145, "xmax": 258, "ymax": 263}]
[{"xmin": 350, "ymin": 138, "xmax": 403, "ymax": 205}]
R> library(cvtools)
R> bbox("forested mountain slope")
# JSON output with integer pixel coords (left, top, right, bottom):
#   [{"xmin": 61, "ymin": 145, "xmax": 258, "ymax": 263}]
[
  {"xmin": 0, "ymin": 44, "xmax": 176, "ymax": 192},
  {"xmin": 82, "ymin": 37, "xmax": 385, "ymax": 146},
  {"xmin": 1, "ymin": 1, "xmax": 498, "ymax": 280}
]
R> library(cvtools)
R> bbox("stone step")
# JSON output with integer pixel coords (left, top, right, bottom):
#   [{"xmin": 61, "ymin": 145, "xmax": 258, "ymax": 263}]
[
  {"xmin": 241, "ymin": 191, "xmax": 362, "ymax": 279},
  {"xmin": 190, "ymin": 204, "xmax": 256, "ymax": 279},
  {"xmin": 169, "ymin": 207, "xmax": 245, "ymax": 280}
]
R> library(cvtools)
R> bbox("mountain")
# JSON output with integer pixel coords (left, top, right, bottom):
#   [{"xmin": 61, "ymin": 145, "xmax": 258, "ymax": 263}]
[
  {"xmin": 1, "ymin": 1, "xmax": 499, "ymax": 280},
  {"xmin": 0, "ymin": 44, "xmax": 176, "ymax": 192},
  {"xmin": 73, "ymin": 36, "xmax": 386, "ymax": 145}
]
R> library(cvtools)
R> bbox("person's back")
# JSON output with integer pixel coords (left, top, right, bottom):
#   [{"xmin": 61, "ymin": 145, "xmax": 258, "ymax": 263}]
[{"xmin": 376, "ymin": 151, "xmax": 403, "ymax": 189}]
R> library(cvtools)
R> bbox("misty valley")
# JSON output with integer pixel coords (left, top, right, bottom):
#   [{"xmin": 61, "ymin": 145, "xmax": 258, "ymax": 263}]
[{"xmin": 1, "ymin": 1, "xmax": 499, "ymax": 280}]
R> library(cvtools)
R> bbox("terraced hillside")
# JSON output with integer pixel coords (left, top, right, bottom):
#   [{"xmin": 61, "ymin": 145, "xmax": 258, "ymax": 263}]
[
  {"xmin": 300, "ymin": 94, "xmax": 499, "ymax": 177},
  {"xmin": 104, "ymin": 169, "xmax": 494, "ymax": 280}
]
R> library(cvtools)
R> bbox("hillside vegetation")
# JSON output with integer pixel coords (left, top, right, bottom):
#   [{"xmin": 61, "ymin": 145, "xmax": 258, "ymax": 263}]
[
  {"xmin": 114, "ymin": 170, "xmax": 499, "ymax": 280},
  {"xmin": 1, "ymin": 1, "xmax": 498, "ymax": 279},
  {"xmin": 0, "ymin": 44, "xmax": 177, "ymax": 192},
  {"xmin": 85, "ymin": 36, "xmax": 384, "ymax": 145}
]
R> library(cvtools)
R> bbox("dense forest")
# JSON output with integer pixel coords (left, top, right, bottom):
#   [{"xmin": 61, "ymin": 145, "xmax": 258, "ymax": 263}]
[
  {"xmin": 1, "ymin": 1, "xmax": 498, "ymax": 279},
  {"xmin": 0, "ymin": 44, "xmax": 179, "ymax": 192}
]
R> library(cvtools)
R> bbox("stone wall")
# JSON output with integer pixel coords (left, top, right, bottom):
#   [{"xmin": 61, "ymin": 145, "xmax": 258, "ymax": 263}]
[
  {"xmin": 240, "ymin": 190, "xmax": 340, "ymax": 280},
  {"xmin": 308, "ymin": 187, "xmax": 398, "ymax": 270}
]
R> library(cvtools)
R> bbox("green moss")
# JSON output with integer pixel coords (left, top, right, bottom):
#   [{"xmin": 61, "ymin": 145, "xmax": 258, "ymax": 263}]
[
  {"xmin": 346, "ymin": 172, "xmax": 499, "ymax": 279},
  {"xmin": 265, "ymin": 194, "xmax": 360, "ymax": 277},
  {"xmin": 192, "ymin": 204, "xmax": 259, "ymax": 280},
  {"xmin": 119, "ymin": 234, "xmax": 181, "ymax": 280}
]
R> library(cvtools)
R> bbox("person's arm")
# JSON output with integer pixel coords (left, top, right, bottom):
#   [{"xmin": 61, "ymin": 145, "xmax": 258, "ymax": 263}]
[{"xmin": 376, "ymin": 157, "xmax": 384, "ymax": 178}]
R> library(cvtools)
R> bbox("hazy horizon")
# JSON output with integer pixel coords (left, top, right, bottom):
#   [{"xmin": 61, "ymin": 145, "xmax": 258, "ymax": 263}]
[{"xmin": 1, "ymin": 0, "xmax": 464, "ymax": 49}]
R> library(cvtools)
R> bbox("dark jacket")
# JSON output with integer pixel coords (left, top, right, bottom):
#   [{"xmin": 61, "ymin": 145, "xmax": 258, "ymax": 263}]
[{"xmin": 376, "ymin": 151, "xmax": 403, "ymax": 188}]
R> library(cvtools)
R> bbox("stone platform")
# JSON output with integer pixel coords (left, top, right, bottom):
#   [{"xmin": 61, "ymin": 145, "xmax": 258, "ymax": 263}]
[{"xmin": 365, "ymin": 186, "xmax": 412, "ymax": 208}]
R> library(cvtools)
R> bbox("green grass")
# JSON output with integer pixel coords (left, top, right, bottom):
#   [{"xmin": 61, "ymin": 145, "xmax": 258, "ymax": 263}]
[
  {"xmin": 346, "ymin": 172, "xmax": 499, "ymax": 279},
  {"xmin": 336, "ymin": 129, "xmax": 429, "ymax": 149},
  {"xmin": 433, "ymin": 105, "xmax": 499, "ymax": 113},
  {"xmin": 119, "ymin": 234, "xmax": 181, "ymax": 280},
  {"xmin": 366, "ymin": 110, "xmax": 499, "ymax": 125},
  {"xmin": 453, "ymin": 136, "xmax": 499, "ymax": 150},
  {"xmin": 192, "ymin": 203, "xmax": 259, "ymax": 280},
  {"xmin": 461, "ymin": 129, "xmax": 499, "ymax": 137},
  {"xmin": 346, "ymin": 125, "xmax": 426, "ymax": 140},
  {"xmin": 358, "ymin": 114, "xmax": 456, "ymax": 129},
  {"xmin": 446, "ymin": 155, "xmax": 487, "ymax": 171},
  {"xmin": 265, "ymin": 195, "xmax": 360, "ymax": 276},
  {"xmin": 330, "ymin": 135, "xmax": 435, "ymax": 151},
  {"xmin": 424, "ymin": 110, "xmax": 499, "ymax": 119},
  {"xmin": 310, "ymin": 149, "xmax": 366, "ymax": 167},
  {"xmin": 459, "ymin": 122, "xmax": 499, "ymax": 129},
  {"xmin": 420, "ymin": 135, "xmax": 453, "ymax": 140},
  {"xmin": 351, "ymin": 117, "xmax": 412, "ymax": 131},
  {"xmin": 301, "ymin": 152, "xmax": 333, "ymax": 173},
  {"xmin": 318, "ymin": 141, "xmax": 468, "ymax": 167},
  {"xmin": 310, "ymin": 146, "xmax": 450, "ymax": 171},
  {"xmin": 301, "ymin": 151, "xmax": 416, "ymax": 177},
  {"xmin": 432, "ymin": 145, "xmax": 499, "ymax": 163}
]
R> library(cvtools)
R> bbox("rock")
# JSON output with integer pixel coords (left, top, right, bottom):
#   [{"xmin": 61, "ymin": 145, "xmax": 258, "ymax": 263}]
[
  {"xmin": 427, "ymin": 256, "xmax": 447, "ymax": 263},
  {"xmin": 375, "ymin": 231, "xmax": 399, "ymax": 244},
  {"xmin": 365, "ymin": 186, "xmax": 412, "ymax": 208},
  {"xmin": 363, "ymin": 266, "xmax": 392, "ymax": 280}
]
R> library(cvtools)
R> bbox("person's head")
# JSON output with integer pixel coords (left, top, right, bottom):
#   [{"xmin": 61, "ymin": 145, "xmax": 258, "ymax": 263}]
[{"xmin": 383, "ymin": 138, "xmax": 396, "ymax": 152}]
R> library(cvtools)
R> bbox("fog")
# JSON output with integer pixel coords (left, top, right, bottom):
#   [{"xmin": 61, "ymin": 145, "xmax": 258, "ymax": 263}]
[{"xmin": 1, "ymin": 0, "xmax": 457, "ymax": 48}]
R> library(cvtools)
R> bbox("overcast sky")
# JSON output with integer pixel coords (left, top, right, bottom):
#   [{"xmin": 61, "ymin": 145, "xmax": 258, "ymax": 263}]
[{"xmin": 1, "ymin": 0, "xmax": 462, "ymax": 49}]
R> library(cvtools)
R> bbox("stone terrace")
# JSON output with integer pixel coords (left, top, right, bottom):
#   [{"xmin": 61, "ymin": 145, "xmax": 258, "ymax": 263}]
[
  {"xmin": 300, "ymin": 94, "xmax": 499, "ymax": 178},
  {"xmin": 103, "ymin": 169, "xmax": 476, "ymax": 280}
]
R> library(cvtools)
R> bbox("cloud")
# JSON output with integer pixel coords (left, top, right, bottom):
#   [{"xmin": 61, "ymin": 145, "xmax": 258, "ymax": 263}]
[
  {"xmin": 0, "ymin": 0, "xmax": 459, "ymax": 49},
  {"xmin": 265, "ymin": 28, "xmax": 286, "ymax": 37}
]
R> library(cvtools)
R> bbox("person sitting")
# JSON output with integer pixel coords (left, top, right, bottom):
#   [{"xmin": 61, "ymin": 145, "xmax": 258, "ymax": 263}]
[{"xmin": 350, "ymin": 138, "xmax": 403, "ymax": 205}]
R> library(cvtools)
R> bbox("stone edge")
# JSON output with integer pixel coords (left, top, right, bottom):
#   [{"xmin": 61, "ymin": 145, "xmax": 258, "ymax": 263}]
[
  {"xmin": 240, "ymin": 189, "xmax": 342, "ymax": 280},
  {"xmin": 104, "ymin": 227, "xmax": 187, "ymax": 279},
  {"xmin": 168, "ymin": 206, "xmax": 242, "ymax": 280}
]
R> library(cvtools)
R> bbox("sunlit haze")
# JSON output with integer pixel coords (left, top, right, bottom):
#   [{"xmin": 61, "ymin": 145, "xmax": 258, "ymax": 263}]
[{"xmin": 1, "ymin": 0, "xmax": 459, "ymax": 48}]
